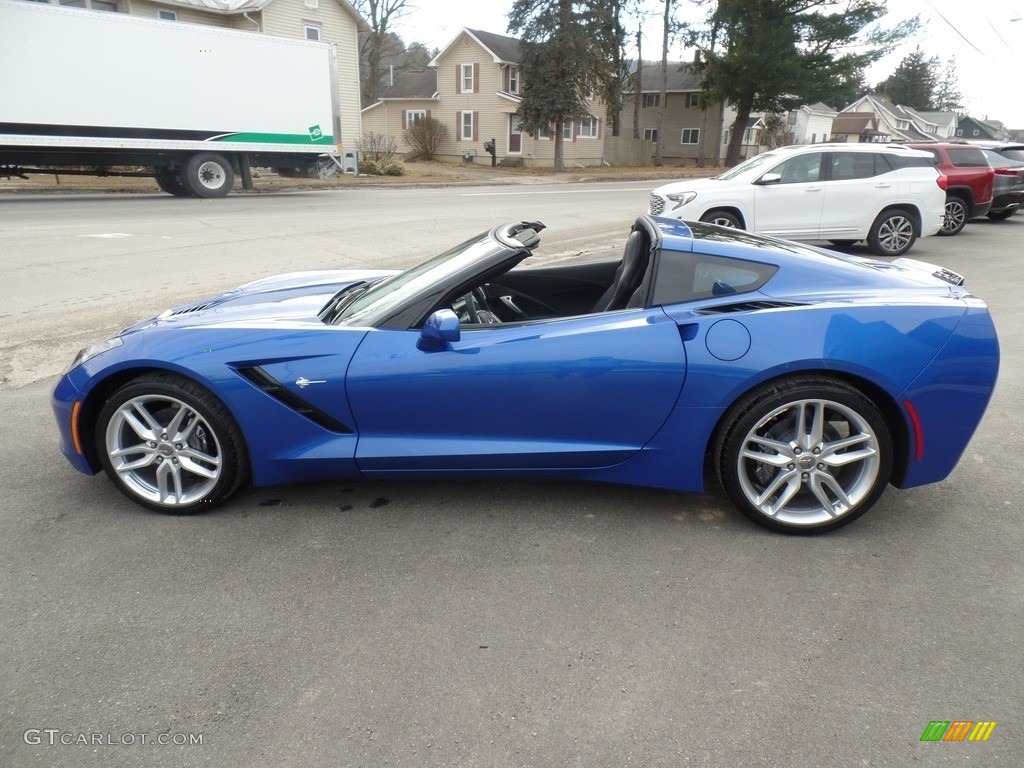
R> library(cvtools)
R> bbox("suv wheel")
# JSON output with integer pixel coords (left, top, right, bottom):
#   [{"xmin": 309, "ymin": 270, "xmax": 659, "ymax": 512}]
[
  {"xmin": 940, "ymin": 195, "xmax": 968, "ymax": 236},
  {"xmin": 867, "ymin": 209, "xmax": 917, "ymax": 257}
]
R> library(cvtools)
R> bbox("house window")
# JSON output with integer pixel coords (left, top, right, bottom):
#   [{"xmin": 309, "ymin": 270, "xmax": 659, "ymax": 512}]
[
  {"xmin": 406, "ymin": 110, "xmax": 426, "ymax": 126},
  {"xmin": 643, "ymin": 128, "xmax": 658, "ymax": 141},
  {"xmin": 685, "ymin": 93, "xmax": 701, "ymax": 109},
  {"xmin": 955, "ymin": 128, "xmax": 963, "ymax": 136},
  {"xmin": 461, "ymin": 63, "xmax": 474, "ymax": 93},
  {"xmin": 562, "ymin": 121, "xmax": 574, "ymax": 140},
  {"xmin": 579, "ymin": 116, "xmax": 599, "ymax": 138},
  {"xmin": 680, "ymin": 128, "xmax": 700, "ymax": 144},
  {"xmin": 722, "ymin": 129, "xmax": 729, "ymax": 145},
  {"xmin": 59, "ymin": 0, "xmax": 119, "ymax": 9},
  {"xmin": 157, "ymin": 8, "xmax": 176, "ymax": 19},
  {"xmin": 536, "ymin": 124, "xmax": 551, "ymax": 140},
  {"xmin": 583, "ymin": 81, "xmax": 595, "ymax": 100},
  {"xmin": 508, "ymin": 67, "xmax": 519, "ymax": 94},
  {"xmin": 972, "ymin": 129, "xmax": 979, "ymax": 136},
  {"xmin": 642, "ymin": 94, "xmax": 660, "ymax": 109},
  {"xmin": 462, "ymin": 111, "xmax": 474, "ymax": 140},
  {"xmin": 742, "ymin": 127, "xmax": 757, "ymax": 144},
  {"xmin": 303, "ymin": 22, "xmax": 321, "ymax": 41}
]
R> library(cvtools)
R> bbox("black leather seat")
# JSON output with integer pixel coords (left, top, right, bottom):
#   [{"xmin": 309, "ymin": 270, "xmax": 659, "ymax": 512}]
[{"xmin": 592, "ymin": 230, "xmax": 649, "ymax": 312}]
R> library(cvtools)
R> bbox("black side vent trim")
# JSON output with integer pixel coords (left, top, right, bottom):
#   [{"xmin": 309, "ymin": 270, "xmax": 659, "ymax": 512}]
[
  {"xmin": 695, "ymin": 300, "xmax": 804, "ymax": 316},
  {"xmin": 237, "ymin": 366, "xmax": 353, "ymax": 434},
  {"xmin": 169, "ymin": 301, "xmax": 216, "ymax": 316}
]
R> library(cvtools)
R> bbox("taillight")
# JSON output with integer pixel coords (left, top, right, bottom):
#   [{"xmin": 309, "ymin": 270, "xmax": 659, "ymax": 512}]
[
  {"xmin": 936, "ymin": 173, "xmax": 948, "ymax": 190},
  {"xmin": 994, "ymin": 167, "xmax": 1021, "ymax": 176}
]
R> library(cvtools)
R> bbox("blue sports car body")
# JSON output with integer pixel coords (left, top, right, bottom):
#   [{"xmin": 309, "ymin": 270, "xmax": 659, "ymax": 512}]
[{"xmin": 52, "ymin": 216, "xmax": 999, "ymax": 533}]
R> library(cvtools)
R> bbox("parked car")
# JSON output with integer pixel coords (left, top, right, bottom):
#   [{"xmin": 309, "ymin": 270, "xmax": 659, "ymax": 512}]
[
  {"xmin": 978, "ymin": 147, "xmax": 1024, "ymax": 220},
  {"xmin": 52, "ymin": 218, "xmax": 999, "ymax": 534},
  {"xmin": 649, "ymin": 144, "xmax": 946, "ymax": 257},
  {"xmin": 903, "ymin": 142, "xmax": 994, "ymax": 235}
]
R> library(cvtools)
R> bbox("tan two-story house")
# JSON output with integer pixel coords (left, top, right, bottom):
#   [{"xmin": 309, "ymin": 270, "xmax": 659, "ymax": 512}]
[{"xmin": 361, "ymin": 28, "xmax": 608, "ymax": 168}]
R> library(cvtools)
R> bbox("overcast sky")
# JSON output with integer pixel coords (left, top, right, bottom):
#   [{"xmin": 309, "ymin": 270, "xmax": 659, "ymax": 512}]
[{"xmin": 391, "ymin": 0, "xmax": 1024, "ymax": 128}]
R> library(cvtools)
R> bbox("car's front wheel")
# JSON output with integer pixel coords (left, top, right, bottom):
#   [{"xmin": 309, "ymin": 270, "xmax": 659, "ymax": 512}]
[
  {"xmin": 867, "ymin": 209, "xmax": 917, "ymax": 257},
  {"xmin": 715, "ymin": 377, "xmax": 893, "ymax": 534},
  {"xmin": 940, "ymin": 195, "xmax": 968, "ymax": 236},
  {"xmin": 95, "ymin": 373, "xmax": 249, "ymax": 514},
  {"xmin": 699, "ymin": 210, "xmax": 742, "ymax": 228}
]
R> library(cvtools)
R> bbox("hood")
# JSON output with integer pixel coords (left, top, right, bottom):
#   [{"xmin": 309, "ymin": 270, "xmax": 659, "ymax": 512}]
[
  {"xmin": 653, "ymin": 176, "xmax": 727, "ymax": 196},
  {"xmin": 122, "ymin": 269, "xmax": 398, "ymax": 333}
]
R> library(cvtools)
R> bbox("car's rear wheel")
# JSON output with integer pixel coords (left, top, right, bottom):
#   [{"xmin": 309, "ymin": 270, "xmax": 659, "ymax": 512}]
[
  {"xmin": 715, "ymin": 377, "xmax": 893, "ymax": 534},
  {"xmin": 96, "ymin": 373, "xmax": 249, "ymax": 514},
  {"xmin": 986, "ymin": 209, "xmax": 1017, "ymax": 221},
  {"xmin": 940, "ymin": 195, "xmax": 968, "ymax": 236},
  {"xmin": 867, "ymin": 209, "xmax": 917, "ymax": 257},
  {"xmin": 699, "ymin": 210, "xmax": 742, "ymax": 228}
]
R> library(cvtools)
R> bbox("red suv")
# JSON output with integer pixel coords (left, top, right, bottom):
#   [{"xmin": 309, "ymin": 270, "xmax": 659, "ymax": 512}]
[{"xmin": 904, "ymin": 143, "xmax": 995, "ymax": 235}]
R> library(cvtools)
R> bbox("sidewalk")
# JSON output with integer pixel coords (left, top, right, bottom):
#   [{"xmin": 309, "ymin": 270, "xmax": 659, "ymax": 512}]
[{"xmin": 0, "ymin": 159, "xmax": 723, "ymax": 194}]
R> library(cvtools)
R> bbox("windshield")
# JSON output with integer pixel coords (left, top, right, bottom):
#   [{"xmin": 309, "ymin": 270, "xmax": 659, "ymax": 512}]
[
  {"xmin": 715, "ymin": 150, "xmax": 783, "ymax": 180},
  {"xmin": 336, "ymin": 231, "xmax": 497, "ymax": 327}
]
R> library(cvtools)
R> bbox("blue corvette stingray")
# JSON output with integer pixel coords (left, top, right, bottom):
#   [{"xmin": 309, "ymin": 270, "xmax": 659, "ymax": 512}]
[{"xmin": 52, "ymin": 217, "xmax": 999, "ymax": 533}]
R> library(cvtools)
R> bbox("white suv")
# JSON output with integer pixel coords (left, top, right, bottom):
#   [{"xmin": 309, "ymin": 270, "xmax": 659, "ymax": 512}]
[{"xmin": 649, "ymin": 144, "xmax": 946, "ymax": 257}]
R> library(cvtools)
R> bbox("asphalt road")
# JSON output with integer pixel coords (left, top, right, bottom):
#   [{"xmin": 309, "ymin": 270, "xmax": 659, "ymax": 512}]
[{"xmin": 1, "ymin": 185, "xmax": 1021, "ymax": 767}]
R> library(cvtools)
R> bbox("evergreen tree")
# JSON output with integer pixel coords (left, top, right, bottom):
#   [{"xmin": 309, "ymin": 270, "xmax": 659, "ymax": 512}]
[
  {"xmin": 508, "ymin": 0, "xmax": 617, "ymax": 171},
  {"xmin": 875, "ymin": 47, "xmax": 937, "ymax": 110},
  {"xmin": 699, "ymin": 0, "xmax": 915, "ymax": 166}
]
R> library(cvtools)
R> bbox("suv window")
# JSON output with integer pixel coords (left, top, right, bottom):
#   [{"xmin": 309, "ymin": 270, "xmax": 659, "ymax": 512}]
[
  {"xmin": 882, "ymin": 154, "xmax": 932, "ymax": 170},
  {"xmin": 830, "ymin": 151, "xmax": 884, "ymax": 180},
  {"xmin": 767, "ymin": 152, "xmax": 823, "ymax": 184},
  {"xmin": 947, "ymin": 147, "xmax": 989, "ymax": 167}
]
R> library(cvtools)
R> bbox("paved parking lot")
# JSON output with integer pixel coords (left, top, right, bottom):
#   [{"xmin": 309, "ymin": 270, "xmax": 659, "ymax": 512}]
[{"xmin": 1, "ymin": 187, "xmax": 1020, "ymax": 767}]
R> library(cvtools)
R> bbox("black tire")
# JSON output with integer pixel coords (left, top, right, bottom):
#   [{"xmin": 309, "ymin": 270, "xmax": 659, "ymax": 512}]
[
  {"xmin": 986, "ymin": 208, "xmax": 1017, "ymax": 221},
  {"xmin": 699, "ymin": 210, "xmax": 743, "ymax": 229},
  {"xmin": 715, "ymin": 377, "xmax": 893, "ymax": 534},
  {"xmin": 95, "ymin": 373, "xmax": 249, "ymax": 514},
  {"xmin": 154, "ymin": 168, "xmax": 193, "ymax": 197},
  {"xmin": 939, "ymin": 195, "xmax": 968, "ymax": 236},
  {"xmin": 828, "ymin": 240, "xmax": 858, "ymax": 246},
  {"xmin": 181, "ymin": 152, "xmax": 234, "ymax": 198},
  {"xmin": 866, "ymin": 208, "xmax": 917, "ymax": 257}
]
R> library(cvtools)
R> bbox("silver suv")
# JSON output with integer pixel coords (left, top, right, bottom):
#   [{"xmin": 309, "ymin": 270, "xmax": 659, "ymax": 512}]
[{"xmin": 649, "ymin": 144, "xmax": 946, "ymax": 257}]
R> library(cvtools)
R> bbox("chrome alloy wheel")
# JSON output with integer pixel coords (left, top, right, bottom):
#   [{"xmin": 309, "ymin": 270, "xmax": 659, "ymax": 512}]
[
  {"xmin": 735, "ymin": 398, "xmax": 882, "ymax": 526},
  {"xmin": 104, "ymin": 394, "xmax": 222, "ymax": 507},
  {"xmin": 876, "ymin": 214, "xmax": 915, "ymax": 254}
]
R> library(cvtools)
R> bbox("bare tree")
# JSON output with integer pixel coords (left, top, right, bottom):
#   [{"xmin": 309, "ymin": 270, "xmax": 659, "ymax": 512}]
[{"xmin": 353, "ymin": 0, "xmax": 412, "ymax": 105}]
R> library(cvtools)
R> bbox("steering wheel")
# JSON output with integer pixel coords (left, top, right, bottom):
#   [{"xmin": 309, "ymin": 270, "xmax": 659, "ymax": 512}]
[{"xmin": 461, "ymin": 288, "xmax": 502, "ymax": 325}]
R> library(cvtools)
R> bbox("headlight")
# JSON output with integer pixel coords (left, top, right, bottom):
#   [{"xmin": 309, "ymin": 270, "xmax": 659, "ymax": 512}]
[
  {"xmin": 66, "ymin": 337, "xmax": 123, "ymax": 374},
  {"xmin": 665, "ymin": 191, "xmax": 697, "ymax": 210}
]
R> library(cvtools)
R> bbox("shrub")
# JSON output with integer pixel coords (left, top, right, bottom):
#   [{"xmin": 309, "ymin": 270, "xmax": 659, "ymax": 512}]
[{"xmin": 402, "ymin": 118, "xmax": 449, "ymax": 160}]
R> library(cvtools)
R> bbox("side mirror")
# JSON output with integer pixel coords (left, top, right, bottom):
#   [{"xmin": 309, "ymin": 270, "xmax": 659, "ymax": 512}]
[
  {"xmin": 417, "ymin": 309, "xmax": 461, "ymax": 351},
  {"xmin": 757, "ymin": 172, "xmax": 782, "ymax": 185}
]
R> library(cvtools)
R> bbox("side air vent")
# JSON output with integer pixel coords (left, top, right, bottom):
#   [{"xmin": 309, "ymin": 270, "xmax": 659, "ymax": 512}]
[
  {"xmin": 168, "ymin": 301, "xmax": 216, "ymax": 316},
  {"xmin": 695, "ymin": 300, "xmax": 804, "ymax": 316},
  {"xmin": 649, "ymin": 194, "xmax": 665, "ymax": 215},
  {"xmin": 236, "ymin": 366, "xmax": 353, "ymax": 434}
]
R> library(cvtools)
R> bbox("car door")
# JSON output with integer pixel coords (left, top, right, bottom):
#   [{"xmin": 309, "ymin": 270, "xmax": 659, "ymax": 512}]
[
  {"xmin": 750, "ymin": 151, "xmax": 826, "ymax": 239},
  {"xmin": 345, "ymin": 308, "xmax": 687, "ymax": 473},
  {"xmin": 818, "ymin": 151, "xmax": 895, "ymax": 239}
]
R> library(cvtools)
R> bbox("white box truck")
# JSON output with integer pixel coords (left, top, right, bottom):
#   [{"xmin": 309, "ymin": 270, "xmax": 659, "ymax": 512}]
[{"xmin": 0, "ymin": 0, "xmax": 343, "ymax": 196}]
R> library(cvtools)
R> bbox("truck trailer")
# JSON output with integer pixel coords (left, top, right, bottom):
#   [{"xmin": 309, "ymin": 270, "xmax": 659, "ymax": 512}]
[{"xmin": 0, "ymin": 0, "xmax": 343, "ymax": 197}]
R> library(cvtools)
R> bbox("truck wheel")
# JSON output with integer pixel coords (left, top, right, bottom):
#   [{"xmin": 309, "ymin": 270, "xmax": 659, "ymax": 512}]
[
  {"xmin": 154, "ymin": 168, "xmax": 192, "ymax": 197},
  {"xmin": 182, "ymin": 153, "xmax": 234, "ymax": 198}
]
